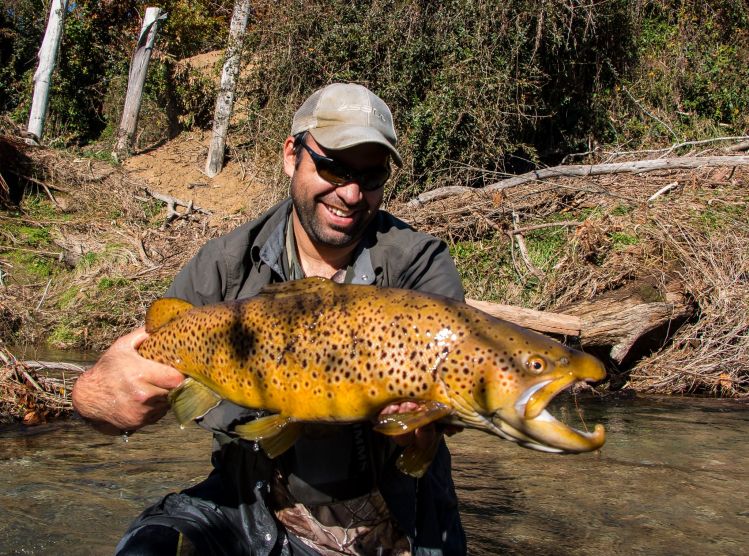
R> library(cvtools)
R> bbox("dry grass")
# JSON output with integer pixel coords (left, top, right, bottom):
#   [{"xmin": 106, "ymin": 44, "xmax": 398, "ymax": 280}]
[
  {"xmin": 629, "ymin": 226, "xmax": 749, "ymax": 396},
  {"xmin": 1, "ymin": 129, "xmax": 748, "ymax": 397},
  {"xmin": 0, "ymin": 137, "xmax": 242, "ymax": 350},
  {"xmin": 0, "ymin": 346, "xmax": 80, "ymax": 424},
  {"xmin": 395, "ymin": 159, "xmax": 749, "ymax": 397}
]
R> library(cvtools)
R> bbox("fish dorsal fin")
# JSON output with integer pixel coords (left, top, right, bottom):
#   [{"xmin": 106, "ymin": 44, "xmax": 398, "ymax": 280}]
[
  {"xmin": 259, "ymin": 277, "xmax": 335, "ymax": 299},
  {"xmin": 145, "ymin": 298, "xmax": 195, "ymax": 333}
]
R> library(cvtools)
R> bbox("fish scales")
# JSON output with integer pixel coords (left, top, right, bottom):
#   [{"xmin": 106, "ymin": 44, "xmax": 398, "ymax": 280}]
[
  {"xmin": 139, "ymin": 277, "xmax": 606, "ymax": 475},
  {"xmin": 140, "ymin": 282, "xmax": 476, "ymax": 421}
]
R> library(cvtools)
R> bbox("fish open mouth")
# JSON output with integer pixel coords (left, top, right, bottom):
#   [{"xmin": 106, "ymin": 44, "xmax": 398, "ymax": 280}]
[{"xmin": 492, "ymin": 372, "xmax": 606, "ymax": 454}]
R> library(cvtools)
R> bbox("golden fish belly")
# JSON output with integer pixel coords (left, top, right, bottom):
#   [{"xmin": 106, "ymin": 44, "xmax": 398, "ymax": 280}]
[{"xmin": 173, "ymin": 337, "xmax": 451, "ymax": 422}]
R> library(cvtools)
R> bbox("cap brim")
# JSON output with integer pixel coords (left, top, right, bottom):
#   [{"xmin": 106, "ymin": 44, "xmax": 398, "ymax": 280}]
[{"xmin": 309, "ymin": 126, "xmax": 403, "ymax": 167}]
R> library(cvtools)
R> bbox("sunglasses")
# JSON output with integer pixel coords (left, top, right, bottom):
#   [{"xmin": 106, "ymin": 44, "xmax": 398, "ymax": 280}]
[{"xmin": 297, "ymin": 137, "xmax": 391, "ymax": 192}]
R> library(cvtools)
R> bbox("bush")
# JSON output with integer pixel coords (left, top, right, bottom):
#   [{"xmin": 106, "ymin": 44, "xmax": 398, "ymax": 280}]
[{"xmin": 237, "ymin": 0, "xmax": 634, "ymax": 197}]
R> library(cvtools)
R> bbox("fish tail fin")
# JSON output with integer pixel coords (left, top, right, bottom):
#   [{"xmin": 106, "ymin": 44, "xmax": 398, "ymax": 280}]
[
  {"xmin": 259, "ymin": 423, "xmax": 303, "ymax": 458},
  {"xmin": 168, "ymin": 378, "xmax": 222, "ymax": 426},
  {"xmin": 145, "ymin": 298, "xmax": 195, "ymax": 333}
]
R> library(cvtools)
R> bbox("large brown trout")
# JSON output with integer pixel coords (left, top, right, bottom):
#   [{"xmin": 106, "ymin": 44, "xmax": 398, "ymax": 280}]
[{"xmin": 140, "ymin": 277, "xmax": 606, "ymax": 476}]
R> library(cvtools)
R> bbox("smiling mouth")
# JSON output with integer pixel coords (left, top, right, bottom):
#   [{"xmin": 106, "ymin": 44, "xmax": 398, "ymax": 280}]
[{"xmin": 324, "ymin": 203, "xmax": 355, "ymax": 219}]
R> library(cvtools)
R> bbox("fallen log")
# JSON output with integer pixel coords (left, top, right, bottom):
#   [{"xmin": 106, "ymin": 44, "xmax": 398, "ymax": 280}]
[
  {"xmin": 409, "ymin": 155, "xmax": 749, "ymax": 206},
  {"xmin": 466, "ymin": 281, "xmax": 696, "ymax": 365}
]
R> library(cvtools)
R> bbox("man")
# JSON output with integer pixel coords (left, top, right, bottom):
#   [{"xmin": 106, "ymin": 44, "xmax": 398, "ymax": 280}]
[{"xmin": 72, "ymin": 83, "xmax": 467, "ymax": 555}]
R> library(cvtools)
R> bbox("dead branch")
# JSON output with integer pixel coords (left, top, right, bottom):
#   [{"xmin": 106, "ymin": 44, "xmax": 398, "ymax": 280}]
[
  {"xmin": 647, "ymin": 181, "xmax": 680, "ymax": 203},
  {"xmin": 510, "ymin": 221, "xmax": 582, "ymax": 235},
  {"xmin": 466, "ymin": 299, "xmax": 582, "ymax": 336},
  {"xmin": 511, "ymin": 212, "xmax": 545, "ymax": 281},
  {"xmin": 408, "ymin": 155, "xmax": 749, "ymax": 206},
  {"xmin": 142, "ymin": 187, "xmax": 212, "ymax": 228}
]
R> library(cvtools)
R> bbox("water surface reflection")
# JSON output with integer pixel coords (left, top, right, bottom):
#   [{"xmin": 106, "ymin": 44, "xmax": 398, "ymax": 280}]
[{"xmin": 0, "ymin": 397, "xmax": 747, "ymax": 555}]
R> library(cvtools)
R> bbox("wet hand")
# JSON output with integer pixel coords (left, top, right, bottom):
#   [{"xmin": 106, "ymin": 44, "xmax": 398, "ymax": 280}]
[{"xmin": 71, "ymin": 326, "xmax": 185, "ymax": 435}]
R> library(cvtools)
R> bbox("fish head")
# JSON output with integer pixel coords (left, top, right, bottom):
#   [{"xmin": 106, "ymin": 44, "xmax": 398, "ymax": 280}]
[{"xmin": 473, "ymin": 326, "xmax": 606, "ymax": 454}]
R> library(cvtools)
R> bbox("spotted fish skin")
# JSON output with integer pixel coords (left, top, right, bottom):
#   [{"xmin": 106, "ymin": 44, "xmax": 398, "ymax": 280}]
[{"xmin": 139, "ymin": 277, "xmax": 606, "ymax": 461}]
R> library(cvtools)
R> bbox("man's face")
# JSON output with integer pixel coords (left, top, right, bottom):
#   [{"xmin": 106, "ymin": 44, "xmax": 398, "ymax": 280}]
[{"xmin": 285, "ymin": 134, "xmax": 389, "ymax": 248}]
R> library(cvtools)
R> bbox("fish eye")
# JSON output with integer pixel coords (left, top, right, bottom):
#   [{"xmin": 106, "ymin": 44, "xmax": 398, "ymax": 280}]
[{"xmin": 526, "ymin": 356, "xmax": 546, "ymax": 374}]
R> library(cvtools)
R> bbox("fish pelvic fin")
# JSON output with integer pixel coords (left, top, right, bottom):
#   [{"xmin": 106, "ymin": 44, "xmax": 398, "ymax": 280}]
[
  {"xmin": 259, "ymin": 423, "xmax": 303, "ymax": 458},
  {"xmin": 234, "ymin": 414, "xmax": 302, "ymax": 458},
  {"xmin": 145, "ymin": 297, "xmax": 194, "ymax": 333},
  {"xmin": 373, "ymin": 400, "xmax": 453, "ymax": 435},
  {"xmin": 396, "ymin": 431, "xmax": 442, "ymax": 478},
  {"xmin": 168, "ymin": 378, "xmax": 222, "ymax": 426}
]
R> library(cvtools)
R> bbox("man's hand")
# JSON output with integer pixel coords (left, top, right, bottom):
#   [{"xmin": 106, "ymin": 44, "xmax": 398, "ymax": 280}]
[{"xmin": 71, "ymin": 326, "xmax": 185, "ymax": 435}]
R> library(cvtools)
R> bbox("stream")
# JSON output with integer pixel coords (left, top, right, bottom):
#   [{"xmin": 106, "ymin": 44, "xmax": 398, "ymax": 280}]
[{"xmin": 0, "ymin": 391, "xmax": 747, "ymax": 554}]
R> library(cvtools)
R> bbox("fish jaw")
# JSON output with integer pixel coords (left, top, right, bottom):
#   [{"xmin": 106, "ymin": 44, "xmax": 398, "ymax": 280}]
[{"xmin": 490, "ymin": 351, "xmax": 607, "ymax": 453}]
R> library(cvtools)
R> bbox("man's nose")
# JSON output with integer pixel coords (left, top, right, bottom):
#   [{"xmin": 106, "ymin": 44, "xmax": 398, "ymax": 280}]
[{"xmin": 335, "ymin": 181, "xmax": 363, "ymax": 204}]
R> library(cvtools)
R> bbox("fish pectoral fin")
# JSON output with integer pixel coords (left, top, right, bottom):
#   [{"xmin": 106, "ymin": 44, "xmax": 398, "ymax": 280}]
[
  {"xmin": 145, "ymin": 297, "xmax": 194, "ymax": 333},
  {"xmin": 234, "ymin": 415, "xmax": 300, "ymax": 459},
  {"xmin": 168, "ymin": 378, "xmax": 222, "ymax": 426},
  {"xmin": 396, "ymin": 432, "xmax": 442, "ymax": 478},
  {"xmin": 373, "ymin": 400, "xmax": 453, "ymax": 436}
]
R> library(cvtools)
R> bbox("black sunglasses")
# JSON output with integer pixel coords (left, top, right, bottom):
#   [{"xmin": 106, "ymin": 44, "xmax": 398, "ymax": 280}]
[{"xmin": 297, "ymin": 137, "xmax": 391, "ymax": 192}]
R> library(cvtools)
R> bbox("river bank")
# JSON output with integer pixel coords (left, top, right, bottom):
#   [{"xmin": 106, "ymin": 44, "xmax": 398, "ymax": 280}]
[{"xmin": 1, "ymin": 128, "xmax": 748, "ymax": 425}]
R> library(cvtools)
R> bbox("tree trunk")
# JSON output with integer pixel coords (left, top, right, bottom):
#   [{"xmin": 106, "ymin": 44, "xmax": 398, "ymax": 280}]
[
  {"xmin": 113, "ymin": 7, "xmax": 166, "ymax": 160},
  {"xmin": 26, "ymin": 0, "xmax": 68, "ymax": 144},
  {"xmin": 466, "ymin": 281, "xmax": 696, "ymax": 365},
  {"xmin": 204, "ymin": 0, "xmax": 253, "ymax": 178}
]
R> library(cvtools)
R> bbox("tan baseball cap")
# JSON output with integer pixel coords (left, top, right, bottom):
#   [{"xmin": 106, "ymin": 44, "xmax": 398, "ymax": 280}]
[{"xmin": 291, "ymin": 83, "xmax": 403, "ymax": 167}]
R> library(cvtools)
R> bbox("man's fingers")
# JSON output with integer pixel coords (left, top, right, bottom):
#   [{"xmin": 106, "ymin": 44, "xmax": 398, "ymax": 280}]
[
  {"xmin": 115, "ymin": 326, "xmax": 185, "ymax": 390},
  {"xmin": 139, "ymin": 361, "xmax": 185, "ymax": 391},
  {"xmin": 379, "ymin": 401, "xmax": 422, "ymax": 416}
]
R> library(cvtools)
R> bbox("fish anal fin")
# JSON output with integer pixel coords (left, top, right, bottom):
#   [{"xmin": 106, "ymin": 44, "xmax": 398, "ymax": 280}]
[
  {"xmin": 373, "ymin": 400, "xmax": 453, "ymax": 436},
  {"xmin": 168, "ymin": 378, "xmax": 222, "ymax": 426},
  {"xmin": 145, "ymin": 298, "xmax": 195, "ymax": 333},
  {"xmin": 396, "ymin": 432, "xmax": 442, "ymax": 478}
]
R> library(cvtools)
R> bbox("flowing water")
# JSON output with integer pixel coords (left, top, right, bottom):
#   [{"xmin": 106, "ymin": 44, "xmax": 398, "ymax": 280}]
[{"xmin": 0, "ymin": 396, "xmax": 747, "ymax": 555}]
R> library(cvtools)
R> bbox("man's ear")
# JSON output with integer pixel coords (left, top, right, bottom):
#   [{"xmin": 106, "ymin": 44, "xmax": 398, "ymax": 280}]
[{"xmin": 283, "ymin": 136, "xmax": 296, "ymax": 178}]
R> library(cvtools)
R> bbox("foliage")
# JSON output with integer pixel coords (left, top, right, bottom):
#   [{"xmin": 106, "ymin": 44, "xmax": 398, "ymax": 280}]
[
  {"xmin": 1, "ymin": 0, "xmax": 231, "ymax": 146},
  {"xmin": 602, "ymin": 0, "xmax": 749, "ymax": 145}
]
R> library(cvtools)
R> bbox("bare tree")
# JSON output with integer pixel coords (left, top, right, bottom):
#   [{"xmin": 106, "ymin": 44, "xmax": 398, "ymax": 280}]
[
  {"xmin": 204, "ymin": 0, "xmax": 253, "ymax": 178},
  {"xmin": 112, "ymin": 7, "xmax": 167, "ymax": 161},
  {"xmin": 26, "ymin": 0, "xmax": 68, "ymax": 144}
]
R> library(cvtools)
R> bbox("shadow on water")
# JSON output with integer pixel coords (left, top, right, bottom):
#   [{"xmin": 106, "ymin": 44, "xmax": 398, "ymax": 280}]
[{"xmin": 1, "ymin": 397, "xmax": 748, "ymax": 555}]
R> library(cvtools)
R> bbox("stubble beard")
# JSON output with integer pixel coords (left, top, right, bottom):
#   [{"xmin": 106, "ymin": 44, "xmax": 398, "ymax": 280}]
[{"xmin": 291, "ymin": 178, "xmax": 372, "ymax": 248}]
